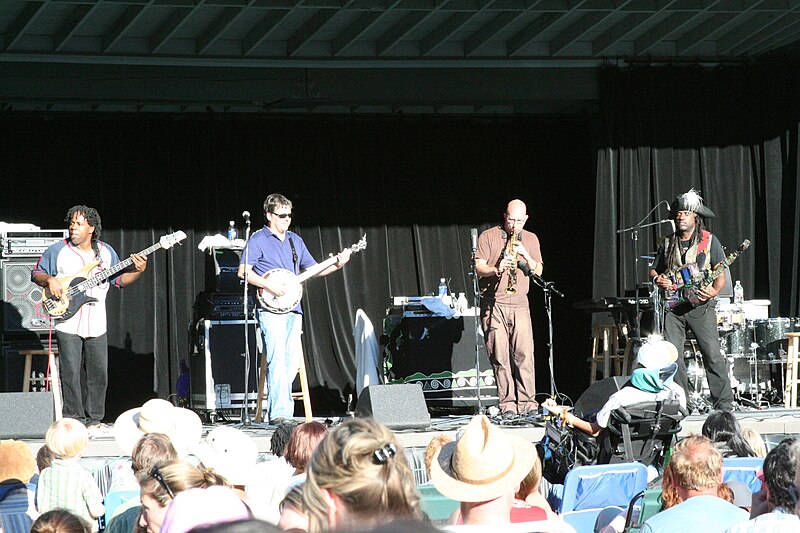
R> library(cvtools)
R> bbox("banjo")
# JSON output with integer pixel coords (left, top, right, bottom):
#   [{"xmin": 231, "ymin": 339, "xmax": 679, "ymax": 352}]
[{"xmin": 257, "ymin": 234, "xmax": 367, "ymax": 313}]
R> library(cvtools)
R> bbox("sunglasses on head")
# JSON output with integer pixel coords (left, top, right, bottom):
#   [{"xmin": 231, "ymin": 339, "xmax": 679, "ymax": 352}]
[{"xmin": 148, "ymin": 465, "xmax": 175, "ymax": 499}]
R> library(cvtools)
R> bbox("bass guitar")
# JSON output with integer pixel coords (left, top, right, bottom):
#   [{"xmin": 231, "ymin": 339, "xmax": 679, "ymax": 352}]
[
  {"xmin": 42, "ymin": 231, "xmax": 187, "ymax": 320},
  {"xmin": 257, "ymin": 234, "xmax": 367, "ymax": 313},
  {"xmin": 665, "ymin": 239, "xmax": 750, "ymax": 310}
]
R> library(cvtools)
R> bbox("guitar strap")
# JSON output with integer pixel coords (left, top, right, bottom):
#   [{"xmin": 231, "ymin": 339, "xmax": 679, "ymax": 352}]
[{"xmin": 288, "ymin": 237, "xmax": 298, "ymax": 274}]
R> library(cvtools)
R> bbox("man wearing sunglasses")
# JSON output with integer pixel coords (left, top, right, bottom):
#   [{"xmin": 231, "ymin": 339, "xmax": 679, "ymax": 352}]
[{"xmin": 238, "ymin": 193, "xmax": 350, "ymax": 424}]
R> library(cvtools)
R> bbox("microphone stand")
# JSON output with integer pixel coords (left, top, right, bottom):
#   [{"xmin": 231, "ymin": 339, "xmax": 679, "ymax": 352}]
[
  {"xmin": 523, "ymin": 266, "xmax": 564, "ymax": 396},
  {"xmin": 469, "ymin": 241, "xmax": 485, "ymax": 415},
  {"xmin": 240, "ymin": 215, "xmax": 253, "ymax": 426}
]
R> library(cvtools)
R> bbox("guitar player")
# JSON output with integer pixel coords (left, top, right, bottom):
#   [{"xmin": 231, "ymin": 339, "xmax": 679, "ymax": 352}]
[
  {"xmin": 31, "ymin": 205, "xmax": 147, "ymax": 429},
  {"xmin": 237, "ymin": 193, "xmax": 350, "ymax": 425},
  {"xmin": 649, "ymin": 189, "xmax": 733, "ymax": 412}
]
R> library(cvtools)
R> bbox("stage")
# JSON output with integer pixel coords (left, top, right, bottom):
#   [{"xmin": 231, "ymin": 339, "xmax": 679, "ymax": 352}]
[{"xmin": 19, "ymin": 406, "xmax": 800, "ymax": 460}]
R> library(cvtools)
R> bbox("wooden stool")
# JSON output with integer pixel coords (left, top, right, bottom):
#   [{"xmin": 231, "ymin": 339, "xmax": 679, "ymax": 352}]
[
  {"xmin": 783, "ymin": 332, "xmax": 800, "ymax": 408},
  {"xmin": 19, "ymin": 348, "xmax": 63, "ymax": 420},
  {"xmin": 255, "ymin": 344, "xmax": 313, "ymax": 424},
  {"xmin": 589, "ymin": 324, "xmax": 626, "ymax": 384}
]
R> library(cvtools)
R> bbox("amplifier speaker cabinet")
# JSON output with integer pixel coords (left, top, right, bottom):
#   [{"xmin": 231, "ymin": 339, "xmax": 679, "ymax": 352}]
[
  {"xmin": 1, "ymin": 260, "xmax": 50, "ymax": 333},
  {"xmin": 205, "ymin": 247, "xmax": 243, "ymax": 293},
  {"xmin": 190, "ymin": 319, "xmax": 262, "ymax": 413}
]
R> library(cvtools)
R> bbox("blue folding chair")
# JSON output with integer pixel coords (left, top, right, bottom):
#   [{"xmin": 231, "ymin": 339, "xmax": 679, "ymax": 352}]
[
  {"xmin": 722, "ymin": 456, "xmax": 764, "ymax": 494},
  {"xmin": 558, "ymin": 462, "xmax": 649, "ymax": 533},
  {"xmin": 103, "ymin": 489, "xmax": 140, "ymax": 525}
]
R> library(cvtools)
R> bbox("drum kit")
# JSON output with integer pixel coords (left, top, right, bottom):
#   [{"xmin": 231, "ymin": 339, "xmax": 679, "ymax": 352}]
[{"xmin": 685, "ymin": 301, "xmax": 798, "ymax": 410}]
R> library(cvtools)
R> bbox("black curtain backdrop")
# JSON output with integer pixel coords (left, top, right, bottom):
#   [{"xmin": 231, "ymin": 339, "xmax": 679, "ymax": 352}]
[
  {"xmin": 1, "ymin": 113, "xmax": 596, "ymax": 419},
  {"xmin": 594, "ymin": 65, "xmax": 800, "ymax": 319}
]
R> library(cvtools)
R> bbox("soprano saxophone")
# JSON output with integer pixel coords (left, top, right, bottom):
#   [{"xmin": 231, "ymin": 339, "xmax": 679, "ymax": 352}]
[{"xmin": 504, "ymin": 231, "xmax": 518, "ymax": 295}]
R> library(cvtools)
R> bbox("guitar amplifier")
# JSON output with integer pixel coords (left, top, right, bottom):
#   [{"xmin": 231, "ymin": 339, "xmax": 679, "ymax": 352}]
[
  {"xmin": 1, "ymin": 230, "xmax": 67, "ymax": 258},
  {"xmin": 194, "ymin": 291, "xmax": 256, "ymax": 320}
]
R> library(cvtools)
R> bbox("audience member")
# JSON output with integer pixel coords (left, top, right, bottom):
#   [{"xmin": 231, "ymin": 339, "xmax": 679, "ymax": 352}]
[
  {"xmin": 189, "ymin": 518, "xmax": 283, "ymax": 533},
  {"xmin": 543, "ymin": 340, "xmax": 685, "ymax": 437},
  {"xmin": 135, "ymin": 459, "xmax": 230, "ymax": 533},
  {"xmin": 159, "ymin": 486, "xmax": 251, "ymax": 533},
  {"xmin": 114, "ymin": 399, "xmax": 202, "ymax": 458},
  {"xmin": 278, "ymin": 483, "xmax": 308, "ymax": 531},
  {"xmin": 431, "ymin": 414, "xmax": 536, "ymax": 525},
  {"xmin": 105, "ymin": 433, "xmax": 179, "ymax": 533},
  {"xmin": 640, "ymin": 435, "xmax": 748, "ymax": 532},
  {"xmin": 30, "ymin": 509, "xmax": 91, "ymax": 533},
  {"xmin": 739, "ymin": 427, "xmax": 766, "ymax": 458},
  {"xmin": 423, "ymin": 434, "xmax": 453, "ymax": 481},
  {"xmin": 725, "ymin": 437, "xmax": 799, "ymax": 532},
  {"xmin": 0, "ymin": 439, "xmax": 39, "ymax": 532},
  {"xmin": 36, "ymin": 445, "xmax": 55, "ymax": 472},
  {"xmin": 246, "ymin": 424, "xmax": 298, "ymax": 524},
  {"xmin": 515, "ymin": 448, "xmax": 553, "ymax": 515},
  {"xmin": 702, "ymin": 411, "xmax": 756, "ymax": 458},
  {"xmin": 193, "ymin": 426, "xmax": 259, "ymax": 495},
  {"xmin": 303, "ymin": 417, "xmax": 422, "ymax": 532},
  {"xmin": 36, "ymin": 419, "xmax": 105, "ymax": 531}
]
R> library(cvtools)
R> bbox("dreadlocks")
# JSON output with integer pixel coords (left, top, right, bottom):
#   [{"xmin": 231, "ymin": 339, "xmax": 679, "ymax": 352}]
[
  {"xmin": 664, "ymin": 211, "xmax": 706, "ymax": 268},
  {"xmin": 65, "ymin": 205, "xmax": 102, "ymax": 258}
]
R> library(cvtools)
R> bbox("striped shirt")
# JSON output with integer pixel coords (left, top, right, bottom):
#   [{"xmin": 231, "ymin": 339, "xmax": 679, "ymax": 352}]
[{"xmin": 37, "ymin": 459, "xmax": 105, "ymax": 531}]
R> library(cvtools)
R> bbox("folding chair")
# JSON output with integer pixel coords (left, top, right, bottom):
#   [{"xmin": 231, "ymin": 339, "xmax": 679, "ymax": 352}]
[
  {"xmin": 557, "ymin": 462, "xmax": 649, "ymax": 533},
  {"xmin": 722, "ymin": 456, "xmax": 764, "ymax": 494}
]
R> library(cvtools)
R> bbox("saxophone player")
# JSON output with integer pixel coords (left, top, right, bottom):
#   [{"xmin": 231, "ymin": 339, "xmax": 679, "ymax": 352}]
[{"xmin": 475, "ymin": 199, "xmax": 544, "ymax": 420}]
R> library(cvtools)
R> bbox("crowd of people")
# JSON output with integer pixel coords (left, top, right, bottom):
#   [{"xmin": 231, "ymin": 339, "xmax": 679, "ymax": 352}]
[{"xmin": 2, "ymin": 401, "xmax": 800, "ymax": 533}]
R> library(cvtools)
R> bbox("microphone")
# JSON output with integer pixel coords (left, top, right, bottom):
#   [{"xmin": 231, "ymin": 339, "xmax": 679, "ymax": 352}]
[
  {"xmin": 470, "ymin": 228, "xmax": 478, "ymax": 251},
  {"xmin": 242, "ymin": 210, "xmax": 251, "ymax": 223}
]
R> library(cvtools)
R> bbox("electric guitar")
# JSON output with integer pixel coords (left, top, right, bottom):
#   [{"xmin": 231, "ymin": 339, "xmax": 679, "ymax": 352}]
[
  {"xmin": 257, "ymin": 234, "xmax": 367, "ymax": 313},
  {"xmin": 41, "ymin": 231, "xmax": 187, "ymax": 320},
  {"xmin": 665, "ymin": 239, "xmax": 750, "ymax": 310}
]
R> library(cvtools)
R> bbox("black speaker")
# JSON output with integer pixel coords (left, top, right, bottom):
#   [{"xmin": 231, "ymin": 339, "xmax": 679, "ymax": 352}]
[
  {"xmin": 573, "ymin": 375, "xmax": 629, "ymax": 419},
  {"xmin": 1, "ymin": 260, "xmax": 49, "ymax": 332},
  {"xmin": 0, "ymin": 392, "xmax": 55, "ymax": 438},
  {"xmin": 189, "ymin": 319, "xmax": 259, "ymax": 411},
  {"xmin": 355, "ymin": 384, "xmax": 431, "ymax": 430}
]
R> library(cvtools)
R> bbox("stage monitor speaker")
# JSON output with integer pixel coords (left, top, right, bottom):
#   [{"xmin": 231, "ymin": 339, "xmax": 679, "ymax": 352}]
[
  {"xmin": 0, "ymin": 392, "xmax": 55, "ymax": 438},
  {"xmin": 573, "ymin": 375, "xmax": 629, "ymax": 419},
  {"xmin": 1, "ymin": 260, "xmax": 50, "ymax": 332},
  {"xmin": 355, "ymin": 384, "xmax": 431, "ymax": 430}
]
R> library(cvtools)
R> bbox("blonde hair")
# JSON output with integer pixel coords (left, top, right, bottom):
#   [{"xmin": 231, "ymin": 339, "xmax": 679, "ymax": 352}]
[
  {"xmin": 303, "ymin": 418, "xmax": 422, "ymax": 533},
  {"xmin": 661, "ymin": 435, "xmax": 723, "ymax": 504},
  {"xmin": 516, "ymin": 446, "xmax": 543, "ymax": 500},
  {"xmin": 136, "ymin": 459, "xmax": 231, "ymax": 507},
  {"xmin": 424, "ymin": 434, "xmax": 453, "ymax": 477},
  {"xmin": 45, "ymin": 418, "xmax": 88, "ymax": 459},
  {"xmin": 740, "ymin": 427, "xmax": 767, "ymax": 458}
]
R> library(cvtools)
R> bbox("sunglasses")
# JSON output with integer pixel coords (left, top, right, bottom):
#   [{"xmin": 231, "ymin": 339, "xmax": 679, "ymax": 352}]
[
  {"xmin": 272, "ymin": 212, "xmax": 292, "ymax": 219},
  {"xmin": 789, "ymin": 485, "xmax": 800, "ymax": 507},
  {"xmin": 148, "ymin": 465, "xmax": 175, "ymax": 499}
]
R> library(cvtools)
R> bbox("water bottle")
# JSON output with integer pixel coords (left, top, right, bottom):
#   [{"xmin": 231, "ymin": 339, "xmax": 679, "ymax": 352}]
[
  {"xmin": 437, "ymin": 278, "xmax": 448, "ymax": 297},
  {"xmin": 227, "ymin": 220, "xmax": 237, "ymax": 242},
  {"xmin": 456, "ymin": 292, "xmax": 469, "ymax": 313},
  {"xmin": 733, "ymin": 280, "xmax": 744, "ymax": 305}
]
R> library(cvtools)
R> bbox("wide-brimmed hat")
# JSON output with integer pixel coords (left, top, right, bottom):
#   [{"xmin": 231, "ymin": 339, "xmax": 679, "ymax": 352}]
[
  {"xmin": 114, "ymin": 399, "xmax": 202, "ymax": 457},
  {"xmin": 0, "ymin": 440, "xmax": 36, "ymax": 483},
  {"xmin": 190, "ymin": 426, "xmax": 258, "ymax": 486},
  {"xmin": 669, "ymin": 188, "xmax": 715, "ymax": 219},
  {"xmin": 430, "ymin": 415, "xmax": 535, "ymax": 503},
  {"xmin": 636, "ymin": 339, "xmax": 678, "ymax": 370}
]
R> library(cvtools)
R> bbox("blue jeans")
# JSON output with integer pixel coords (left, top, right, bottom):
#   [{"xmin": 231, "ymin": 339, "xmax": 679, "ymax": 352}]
[{"xmin": 256, "ymin": 309, "xmax": 302, "ymax": 420}]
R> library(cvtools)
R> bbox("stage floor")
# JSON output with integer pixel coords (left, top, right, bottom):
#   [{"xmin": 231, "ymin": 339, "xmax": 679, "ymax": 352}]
[{"xmin": 19, "ymin": 406, "xmax": 800, "ymax": 459}]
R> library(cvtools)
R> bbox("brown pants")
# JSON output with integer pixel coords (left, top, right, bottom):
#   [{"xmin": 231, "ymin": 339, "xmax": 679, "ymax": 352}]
[{"xmin": 481, "ymin": 302, "xmax": 537, "ymax": 414}]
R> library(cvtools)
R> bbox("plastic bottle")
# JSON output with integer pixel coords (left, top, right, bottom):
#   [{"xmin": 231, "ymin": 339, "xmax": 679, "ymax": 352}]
[
  {"xmin": 456, "ymin": 292, "xmax": 469, "ymax": 313},
  {"xmin": 733, "ymin": 280, "xmax": 744, "ymax": 305},
  {"xmin": 438, "ymin": 278, "xmax": 448, "ymax": 297},
  {"xmin": 227, "ymin": 221, "xmax": 237, "ymax": 242}
]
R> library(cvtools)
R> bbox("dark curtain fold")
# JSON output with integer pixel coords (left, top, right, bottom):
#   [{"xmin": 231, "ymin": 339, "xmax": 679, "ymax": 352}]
[
  {"xmin": 2, "ymin": 112, "xmax": 596, "ymax": 417},
  {"xmin": 594, "ymin": 65, "xmax": 800, "ymax": 318}
]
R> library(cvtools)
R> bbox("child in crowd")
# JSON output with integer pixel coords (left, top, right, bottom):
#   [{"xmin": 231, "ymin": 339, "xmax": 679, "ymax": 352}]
[{"xmin": 36, "ymin": 419, "xmax": 105, "ymax": 531}]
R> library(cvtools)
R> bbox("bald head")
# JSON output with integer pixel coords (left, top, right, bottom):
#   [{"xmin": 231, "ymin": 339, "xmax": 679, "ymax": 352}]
[{"xmin": 504, "ymin": 199, "xmax": 528, "ymax": 235}]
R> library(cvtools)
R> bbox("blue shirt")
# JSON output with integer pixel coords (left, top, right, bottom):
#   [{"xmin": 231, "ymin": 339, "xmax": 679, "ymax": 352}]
[
  {"xmin": 641, "ymin": 495, "xmax": 750, "ymax": 533},
  {"xmin": 241, "ymin": 226, "xmax": 317, "ymax": 313}
]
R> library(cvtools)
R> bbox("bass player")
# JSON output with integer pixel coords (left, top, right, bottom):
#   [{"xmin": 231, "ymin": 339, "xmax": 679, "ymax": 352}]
[
  {"xmin": 237, "ymin": 193, "xmax": 350, "ymax": 425},
  {"xmin": 31, "ymin": 205, "xmax": 148, "ymax": 429},
  {"xmin": 649, "ymin": 189, "xmax": 733, "ymax": 412}
]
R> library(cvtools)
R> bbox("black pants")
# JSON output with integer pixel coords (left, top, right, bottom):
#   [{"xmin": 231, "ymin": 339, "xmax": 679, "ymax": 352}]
[
  {"xmin": 56, "ymin": 331, "xmax": 109, "ymax": 424},
  {"xmin": 664, "ymin": 302, "xmax": 733, "ymax": 411}
]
